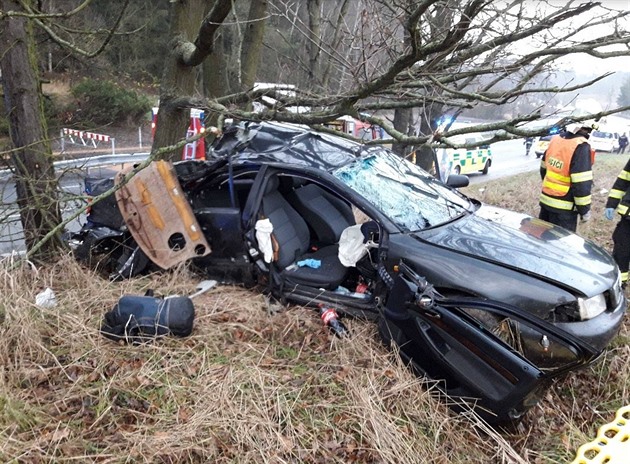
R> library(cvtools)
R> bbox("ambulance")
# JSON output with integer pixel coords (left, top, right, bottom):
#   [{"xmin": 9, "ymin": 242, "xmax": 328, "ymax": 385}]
[{"xmin": 436, "ymin": 132, "xmax": 492, "ymax": 179}]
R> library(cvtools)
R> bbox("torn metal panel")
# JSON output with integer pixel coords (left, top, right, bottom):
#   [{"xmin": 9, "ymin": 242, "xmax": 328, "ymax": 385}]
[{"xmin": 115, "ymin": 161, "xmax": 211, "ymax": 269}]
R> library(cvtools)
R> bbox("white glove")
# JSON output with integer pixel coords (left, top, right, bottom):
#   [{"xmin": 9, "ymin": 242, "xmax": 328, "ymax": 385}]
[{"xmin": 580, "ymin": 211, "xmax": 592, "ymax": 223}]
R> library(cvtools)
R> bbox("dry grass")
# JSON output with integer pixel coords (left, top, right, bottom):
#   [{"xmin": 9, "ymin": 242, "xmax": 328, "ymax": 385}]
[{"xmin": 0, "ymin": 154, "xmax": 629, "ymax": 463}]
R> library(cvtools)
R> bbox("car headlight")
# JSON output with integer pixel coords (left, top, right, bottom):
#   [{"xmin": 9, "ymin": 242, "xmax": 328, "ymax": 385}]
[{"xmin": 577, "ymin": 293, "xmax": 607, "ymax": 320}]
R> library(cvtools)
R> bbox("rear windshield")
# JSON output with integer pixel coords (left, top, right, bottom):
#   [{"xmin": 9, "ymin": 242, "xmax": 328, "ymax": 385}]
[{"xmin": 592, "ymin": 131, "xmax": 614, "ymax": 139}]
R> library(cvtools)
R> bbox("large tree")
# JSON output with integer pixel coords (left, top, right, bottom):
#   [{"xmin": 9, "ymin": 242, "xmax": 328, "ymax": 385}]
[
  {"xmin": 153, "ymin": 1, "xmax": 630, "ymax": 156},
  {"xmin": 0, "ymin": 0, "xmax": 62, "ymax": 257},
  {"xmin": 0, "ymin": 0, "xmax": 132, "ymax": 259}
]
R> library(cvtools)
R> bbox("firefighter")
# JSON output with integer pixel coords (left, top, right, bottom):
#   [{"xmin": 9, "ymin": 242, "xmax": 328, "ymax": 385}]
[
  {"xmin": 604, "ymin": 157, "xmax": 630, "ymax": 285},
  {"xmin": 539, "ymin": 120, "xmax": 598, "ymax": 232}
]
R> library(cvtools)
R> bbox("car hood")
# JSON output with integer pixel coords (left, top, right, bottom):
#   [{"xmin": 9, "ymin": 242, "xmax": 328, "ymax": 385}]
[{"xmin": 414, "ymin": 204, "xmax": 615, "ymax": 294}]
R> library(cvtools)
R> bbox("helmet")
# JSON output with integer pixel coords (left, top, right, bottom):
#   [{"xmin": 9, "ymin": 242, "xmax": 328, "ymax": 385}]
[{"xmin": 566, "ymin": 119, "xmax": 599, "ymax": 134}]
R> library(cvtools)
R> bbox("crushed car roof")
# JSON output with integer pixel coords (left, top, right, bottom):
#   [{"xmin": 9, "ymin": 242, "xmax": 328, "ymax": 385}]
[{"xmin": 210, "ymin": 121, "xmax": 381, "ymax": 170}]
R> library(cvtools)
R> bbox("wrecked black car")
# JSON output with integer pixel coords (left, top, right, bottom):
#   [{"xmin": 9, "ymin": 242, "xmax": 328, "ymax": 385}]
[{"xmin": 71, "ymin": 121, "xmax": 626, "ymax": 425}]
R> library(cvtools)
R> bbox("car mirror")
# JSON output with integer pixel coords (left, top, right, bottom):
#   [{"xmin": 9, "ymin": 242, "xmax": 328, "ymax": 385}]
[{"xmin": 446, "ymin": 174, "xmax": 470, "ymax": 188}]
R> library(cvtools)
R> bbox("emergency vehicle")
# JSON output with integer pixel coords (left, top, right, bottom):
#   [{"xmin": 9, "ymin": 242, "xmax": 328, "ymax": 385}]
[
  {"xmin": 325, "ymin": 115, "xmax": 385, "ymax": 141},
  {"xmin": 437, "ymin": 133, "xmax": 492, "ymax": 177},
  {"xmin": 151, "ymin": 107, "xmax": 206, "ymax": 160}
]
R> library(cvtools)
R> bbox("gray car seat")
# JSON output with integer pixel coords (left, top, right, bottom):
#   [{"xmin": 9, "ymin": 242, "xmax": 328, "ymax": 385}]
[
  {"xmin": 260, "ymin": 176, "xmax": 347, "ymax": 289},
  {"xmin": 287, "ymin": 182, "xmax": 355, "ymax": 244}
]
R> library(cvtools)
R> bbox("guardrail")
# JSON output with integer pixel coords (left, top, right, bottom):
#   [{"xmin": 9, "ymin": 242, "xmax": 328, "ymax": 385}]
[
  {"xmin": 1, "ymin": 152, "xmax": 151, "ymax": 255},
  {"xmin": 0, "ymin": 152, "xmax": 150, "ymax": 180}
]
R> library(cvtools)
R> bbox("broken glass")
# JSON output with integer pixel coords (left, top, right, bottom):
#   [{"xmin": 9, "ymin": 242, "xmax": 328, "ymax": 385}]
[{"xmin": 333, "ymin": 151, "xmax": 473, "ymax": 232}]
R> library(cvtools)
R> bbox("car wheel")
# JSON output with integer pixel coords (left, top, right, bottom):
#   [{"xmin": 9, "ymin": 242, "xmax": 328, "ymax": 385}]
[
  {"xmin": 481, "ymin": 160, "xmax": 490, "ymax": 175},
  {"xmin": 453, "ymin": 165, "xmax": 461, "ymax": 175}
]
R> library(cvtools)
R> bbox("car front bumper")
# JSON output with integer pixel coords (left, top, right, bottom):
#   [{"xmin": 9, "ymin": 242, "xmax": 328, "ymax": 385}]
[{"xmin": 554, "ymin": 296, "xmax": 627, "ymax": 353}]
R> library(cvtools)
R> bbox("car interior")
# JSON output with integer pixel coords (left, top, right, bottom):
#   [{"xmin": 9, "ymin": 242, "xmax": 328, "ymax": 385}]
[
  {"xmin": 187, "ymin": 169, "xmax": 381, "ymax": 306},
  {"xmin": 259, "ymin": 174, "xmax": 381, "ymax": 301}
]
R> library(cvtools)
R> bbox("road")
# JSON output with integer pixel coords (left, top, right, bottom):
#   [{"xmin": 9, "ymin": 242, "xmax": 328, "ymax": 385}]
[
  {"xmin": 467, "ymin": 139, "xmax": 539, "ymax": 185},
  {"xmin": 1, "ymin": 167, "xmax": 121, "ymax": 255}
]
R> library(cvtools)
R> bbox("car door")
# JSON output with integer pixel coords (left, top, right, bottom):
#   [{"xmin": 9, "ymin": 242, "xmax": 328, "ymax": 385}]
[{"xmin": 380, "ymin": 261, "xmax": 598, "ymax": 424}]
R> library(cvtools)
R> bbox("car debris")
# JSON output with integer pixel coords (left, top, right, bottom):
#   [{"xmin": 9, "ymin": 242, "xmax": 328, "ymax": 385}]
[
  {"xmin": 69, "ymin": 121, "xmax": 626, "ymax": 424},
  {"xmin": 35, "ymin": 287, "xmax": 57, "ymax": 308},
  {"xmin": 100, "ymin": 291, "xmax": 196, "ymax": 344}
]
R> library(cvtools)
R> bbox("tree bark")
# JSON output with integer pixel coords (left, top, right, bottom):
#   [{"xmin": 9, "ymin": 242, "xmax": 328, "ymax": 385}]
[
  {"xmin": 306, "ymin": 0, "xmax": 322, "ymax": 88},
  {"xmin": 153, "ymin": 0, "xmax": 233, "ymax": 161},
  {"xmin": 152, "ymin": 0, "xmax": 206, "ymax": 161},
  {"xmin": 240, "ymin": 0, "xmax": 268, "ymax": 92},
  {"xmin": 0, "ymin": 0, "xmax": 63, "ymax": 258}
]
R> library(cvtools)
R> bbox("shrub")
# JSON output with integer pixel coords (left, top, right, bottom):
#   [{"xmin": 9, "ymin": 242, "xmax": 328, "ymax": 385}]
[{"xmin": 69, "ymin": 78, "xmax": 152, "ymax": 127}]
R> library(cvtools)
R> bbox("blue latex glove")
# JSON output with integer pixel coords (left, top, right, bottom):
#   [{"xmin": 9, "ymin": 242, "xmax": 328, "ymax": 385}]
[
  {"xmin": 605, "ymin": 208, "xmax": 615, "ymax": 221},
  {"xmin": 296, "ymin": 259, "xmax": 321, "ymax": 269}
]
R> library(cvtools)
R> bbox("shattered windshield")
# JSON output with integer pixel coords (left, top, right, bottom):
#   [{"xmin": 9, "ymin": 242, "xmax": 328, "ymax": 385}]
[{"xmin": 333, "ymin": 150, "xmax": 472, "ymax": 231}]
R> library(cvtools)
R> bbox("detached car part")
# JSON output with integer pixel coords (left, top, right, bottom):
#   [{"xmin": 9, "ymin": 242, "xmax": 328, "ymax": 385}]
[{"xmin": 115, "ymin": 161, "xmax": 211, "ymax": 269}]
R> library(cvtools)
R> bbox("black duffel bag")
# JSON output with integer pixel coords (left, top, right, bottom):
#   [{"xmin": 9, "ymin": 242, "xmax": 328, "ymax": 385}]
[{"xmin": 101, "ymin": 294, "xmax": 195, "ymax": 344}]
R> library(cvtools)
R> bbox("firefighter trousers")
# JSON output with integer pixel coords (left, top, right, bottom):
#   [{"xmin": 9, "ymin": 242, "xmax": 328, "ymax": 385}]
[
  {"xmin": 612, "ymin": 217, "xmax": 630, "ymax": 284},
  {"xmin": 539, "ymin": 206, "xmax": 578, "ymax": 232}
]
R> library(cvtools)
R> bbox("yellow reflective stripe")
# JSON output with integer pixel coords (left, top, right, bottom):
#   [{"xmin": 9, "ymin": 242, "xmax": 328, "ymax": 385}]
[
  {"xmin": 621, "ymin": 271, "xmax": 628, "ymax": 283},
  {"xmin": 540, "ymin": 159, "xmax": 546, "ymax": 168},
  {"xmin": 610, "ymin": 189, "xmax": 624, "ymax": 199},
  {"xmin": 574, "ymin": 195, "xmax": 591, "ymax": 206},
  {"xmin": 571, "ymin": 171, "xmax": 593, "ymax": 182},
  {"xmin": 540, "ymin": 194, "xmax": 575, "ymax": 210},
  {"xmin": 543, "ymin": 179, "xmax": 570, "ymax": 194},
  {"xmin": 546, "ymin": 170, "xmax": 571, "ymax": 183},
  {"xmin": 619, "ymin": 204, "xmax": 629, "ymax": 215},
  {"xmin": 620, "ymin": 171, "xmax": 630, "ymax": 181}
]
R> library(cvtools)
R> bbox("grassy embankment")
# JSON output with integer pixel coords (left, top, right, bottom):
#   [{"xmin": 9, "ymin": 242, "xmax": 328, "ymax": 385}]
[{"xmin": 0, "ymin": 153, "xmax": 628, "ymax": 463}]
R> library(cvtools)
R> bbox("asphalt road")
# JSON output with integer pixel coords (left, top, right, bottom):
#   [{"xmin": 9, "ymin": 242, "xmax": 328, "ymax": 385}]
[
  {"xmin": 467, "ymin": 139, "xmax": 540, "ymax": 185},
  {"xmin": 0, "ymin": 167, "xmax": 121, "ymax": 255}
]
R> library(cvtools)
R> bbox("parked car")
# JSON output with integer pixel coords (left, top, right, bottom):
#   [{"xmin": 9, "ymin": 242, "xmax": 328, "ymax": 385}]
[
  {"xmin": 70, "ymin": 121, "xmax": 626, "ymax": 425},
  {"xmin": 589, "ymin": 130, "xmax": 619, "ymax": 153}
]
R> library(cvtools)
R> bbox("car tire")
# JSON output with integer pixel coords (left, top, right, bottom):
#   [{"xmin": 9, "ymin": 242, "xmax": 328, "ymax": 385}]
[{"xmin": 481, "ymin": 161, "xmax": 490, "ymax": 175}]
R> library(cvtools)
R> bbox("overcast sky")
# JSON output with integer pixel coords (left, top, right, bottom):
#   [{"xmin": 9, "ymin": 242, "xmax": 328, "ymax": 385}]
[{"xmin": 530, "ymin": 0, "xmax": 630, "ymax": 74}]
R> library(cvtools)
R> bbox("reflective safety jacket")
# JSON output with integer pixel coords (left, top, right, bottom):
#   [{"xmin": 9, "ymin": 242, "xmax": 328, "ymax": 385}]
[
  {"xmin": 539, "ymin": 133, "xmax": 593, "ymax": 216},
  {"xmin": 606, "ymin": 157, "xmax": 630, "ymax": 217}
]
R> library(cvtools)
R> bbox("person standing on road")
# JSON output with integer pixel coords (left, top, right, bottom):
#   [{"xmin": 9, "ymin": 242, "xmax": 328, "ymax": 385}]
[
  {"xmin": 539, "ymin": 120, "xmax": 597, "ymax": 232},
  {"xmin": 618, "ymin": 133, "xmax": 628, "ymax": 154},
  {"xmin": 524, "ymin": 136, "xmax": 534, "ymax": 156},
  {"xmin": 604, "ymin": 156, "xmax": 630, "ymax": 285}
]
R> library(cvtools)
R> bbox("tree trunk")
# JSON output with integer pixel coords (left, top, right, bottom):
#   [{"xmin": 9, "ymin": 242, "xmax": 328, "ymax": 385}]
[
  {"xmin": 153, "ymin": 0, "xmax": 233, "ymax": 161},
  {"xmin": 415, "ymin": 107, "xmax": 441, "ymax": 172},
  {"xmin": 0, "ymin": 0, "xmax": 63, "ymax": 258},
  {"xmin": 240, "ymin": 0, "xmax": 268, "ymax": 92},
  {"xmin": 153, "ymin": 0, "xmax": 208, "ymax": 161},
  {"xmin": 391, "ymin": 107, "xmax": 414, "ymax": 158},
  {"xmin": 306, "ymin": 0, "xmax": 322, "ymax": 87}
]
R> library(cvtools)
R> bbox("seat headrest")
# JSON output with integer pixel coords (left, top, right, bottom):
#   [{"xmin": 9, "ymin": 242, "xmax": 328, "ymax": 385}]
[{"xmin": 264, "ymin": 176, "xmax": 280, "ymax": 195}]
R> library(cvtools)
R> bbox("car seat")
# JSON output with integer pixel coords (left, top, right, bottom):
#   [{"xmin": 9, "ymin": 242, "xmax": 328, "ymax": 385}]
[
  {"xmin": 287, "ymin": 182, "xmax": 355, "ymax": 244},
  {"xmin": 260, "ymin": 176, "xmax": 347, "ymax": 289}
]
